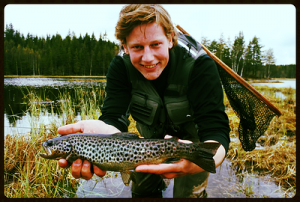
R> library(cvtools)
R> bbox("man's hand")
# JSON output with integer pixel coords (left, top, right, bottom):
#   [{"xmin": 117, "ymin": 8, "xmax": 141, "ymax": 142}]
[
  {"xmin": 135, "ymin": 158, "xmax": 204, "ymax": 179},
  {"xmin": 135, "ymin": 136, "xmax": 226, "ymax": 179},
  {"xmin": 57, "ymin": 120, "xmax": 120, "ymax": 180},
  {"xmin": 57, "ymin": 120, "xmax": 120, "ymax": 135}
]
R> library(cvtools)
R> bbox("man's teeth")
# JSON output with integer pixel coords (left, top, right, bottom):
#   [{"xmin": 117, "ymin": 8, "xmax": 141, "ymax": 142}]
[{"xmin": 144, "ymin": 64, "xmax": 156, "ymax": 68}]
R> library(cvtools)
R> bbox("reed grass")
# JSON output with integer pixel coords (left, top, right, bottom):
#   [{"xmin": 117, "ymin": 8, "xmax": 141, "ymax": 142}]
[
  {"xmin": 224, "ymin": 85, "xmax": 296, "ymax": 194},
  {"xmin": 4, "ymin": 84, "xmax": 296, "ymax": 197},
  {"xmin": 4, "ymin": 97, "xmax": 78, "ymax": 198}
]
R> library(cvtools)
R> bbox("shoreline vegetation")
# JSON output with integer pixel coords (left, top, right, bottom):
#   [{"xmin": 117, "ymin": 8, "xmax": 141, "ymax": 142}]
[{"xmin": 4, "ymin": 82, "xmax": 296, "ymax": 198}]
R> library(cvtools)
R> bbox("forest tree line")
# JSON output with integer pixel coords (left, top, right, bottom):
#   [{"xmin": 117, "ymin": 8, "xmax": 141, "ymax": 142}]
[
  {"xmin": 4, "ymin": 23, "xmax": 295, "ymax": 78},
  {"xmin": 201, "ymin": 32, "xmax": 295, "ymax": 78},
  {"xmin": 4, "ymin": 23, "xmax": 118, "ymax": 76}
]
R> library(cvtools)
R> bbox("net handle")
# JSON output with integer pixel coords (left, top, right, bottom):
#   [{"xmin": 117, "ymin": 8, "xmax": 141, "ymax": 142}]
[{"xmin": 176, "ymin": 25, "xmax": 281, "ymax": 116}]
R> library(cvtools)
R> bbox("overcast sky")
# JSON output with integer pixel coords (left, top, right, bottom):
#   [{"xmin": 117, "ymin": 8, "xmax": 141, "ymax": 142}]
[{"xmin": 4, "ymin": 4, "xmax": 296, "ymax": 65}]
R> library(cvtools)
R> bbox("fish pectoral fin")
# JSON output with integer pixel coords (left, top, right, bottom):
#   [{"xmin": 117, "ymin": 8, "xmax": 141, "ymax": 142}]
[
  {"xmin": 65, "ymin": 153, "xmax": 79, "ymax": 163},
  {"xmin": 120, "ymin": 171, "xmax": 135, "ymax": 186}
]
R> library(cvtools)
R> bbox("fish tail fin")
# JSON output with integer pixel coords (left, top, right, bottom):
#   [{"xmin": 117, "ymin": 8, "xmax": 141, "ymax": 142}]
[{"xmin": 186, "ymin": 142, "xmax": 221, "ymax": 173}]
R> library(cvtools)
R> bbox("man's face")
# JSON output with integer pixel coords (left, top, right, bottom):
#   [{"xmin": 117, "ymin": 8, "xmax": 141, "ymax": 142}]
[{"xmin": 123, "ymin": 22, "xmax": 173, "ymax": 80}]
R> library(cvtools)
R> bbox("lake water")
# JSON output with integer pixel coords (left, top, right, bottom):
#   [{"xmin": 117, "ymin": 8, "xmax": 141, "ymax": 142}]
[
  {"xmin": 251, "ymin": 79, "xmax": 296, "ymax": 89},
  {"xmin": 4, "ymin": 77, "xmax": 106, "ymax": 136},
  {"xmin": 76, "ymin": 158, "xmax": 289, "ymax": 198},
  {"xmin": 4, "ymin": 77, "xmax": 296, "ymax": 198}
]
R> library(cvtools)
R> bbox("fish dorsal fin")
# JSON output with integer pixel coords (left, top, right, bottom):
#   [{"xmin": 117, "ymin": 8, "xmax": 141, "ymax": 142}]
[{"xmin": 111, "ymin": 133, "xmax": 140, "ymax": 139}]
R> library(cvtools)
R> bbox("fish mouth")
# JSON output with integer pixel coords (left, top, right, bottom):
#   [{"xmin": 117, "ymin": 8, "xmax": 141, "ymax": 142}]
[{"xmin": 39, "ymin": 142, "xmax": 55, "ymax": 159}]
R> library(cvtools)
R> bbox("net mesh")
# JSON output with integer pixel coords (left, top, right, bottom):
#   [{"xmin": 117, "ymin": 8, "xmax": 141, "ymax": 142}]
[{"xmin": 217, "ymin": 64, "xmax": 278, "ymax": 151}]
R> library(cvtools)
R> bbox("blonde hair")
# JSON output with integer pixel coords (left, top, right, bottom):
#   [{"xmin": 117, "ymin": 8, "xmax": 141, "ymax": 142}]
[{"xmin": 115, "ymin": 4, "xmax": 178, "ymax": 49}]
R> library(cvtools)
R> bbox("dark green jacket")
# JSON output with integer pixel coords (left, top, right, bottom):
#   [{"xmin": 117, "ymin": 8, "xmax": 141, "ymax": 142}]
[{"xmin": 100, "ymin": 44, "xmax": 230, "ymax": 152}]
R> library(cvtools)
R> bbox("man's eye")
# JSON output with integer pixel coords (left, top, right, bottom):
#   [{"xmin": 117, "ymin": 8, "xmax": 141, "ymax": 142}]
[
  {"xmin": 152, "ymin": 43, "xmax": 160, "ymax": 47},
  {"xmin": 133, "ymin": 46, "xmax": 142, "ymax": 49}
]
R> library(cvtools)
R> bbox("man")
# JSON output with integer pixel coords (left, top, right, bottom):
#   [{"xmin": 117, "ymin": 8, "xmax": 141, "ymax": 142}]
[{"xmin": 58, "ymin": 4, "xmax": 230, "ymax": 198}]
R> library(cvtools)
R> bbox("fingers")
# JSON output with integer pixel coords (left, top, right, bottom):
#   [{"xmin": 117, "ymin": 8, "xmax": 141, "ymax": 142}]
[
  {"xmin": 58, "ymin": 159, "xmax": 71, "ymax": 168},
  {"xmin": 177, "ymin": 139, "xmax": 193, "ymax": 144},
  {"xmin": 70, "ymin": 159, "xmax": 93, "ymax": 180},
  {"xmin": 71, "ymin": 159, "xmax": 83, "ymax": 179},
  {"xmin": 93, "ymin": 165, "xmax": 107, "ymax": 177},
  {"xmin": 57, "ymin": 120, "xmax": 121, "ymax": 135},
  {"xmin": 136, "ymin": 164, "xmax": 183, "ymax": 179},
  {"xmin": 57, "ymin": 122, "xmax": 83, "ymax": 135},
  {"xmin": 135, "ymin": 163, "xmax": 181, "ymax": 175},
  {"xmin": 64, "ymin": 158, "xmax": 106, "ymax": 180},
  {"xmin": 81, "ymin": 160, "xmax": 94, "ymax": 180}
]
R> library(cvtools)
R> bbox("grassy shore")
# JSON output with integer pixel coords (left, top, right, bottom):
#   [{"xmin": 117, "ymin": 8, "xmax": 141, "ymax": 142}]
[
  {"xmin": 4, "ymin": 85, "xmax": 296, "ymax": 197},
  {"xmin": 225, "ymin": 86, "xmax": 296, "ymax": 195}
]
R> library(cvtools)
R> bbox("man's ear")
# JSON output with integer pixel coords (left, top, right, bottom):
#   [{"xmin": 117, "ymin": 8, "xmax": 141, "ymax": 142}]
[
  {"xmin": 168, "ymin": 32, "xmax": 174, "ymax": 49},
  {"xmin": 123, "ymin": 44, "xmax": 129, "ymax": 54}
]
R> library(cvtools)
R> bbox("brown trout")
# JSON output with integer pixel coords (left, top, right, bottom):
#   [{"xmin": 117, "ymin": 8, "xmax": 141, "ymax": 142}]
[{"xmin": 40, "ymin": 133, "xmax": 220, "ymax": 185}]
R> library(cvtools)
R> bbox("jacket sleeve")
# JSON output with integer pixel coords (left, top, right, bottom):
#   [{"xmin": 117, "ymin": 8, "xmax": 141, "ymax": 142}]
[
  {"xmin": 99, "ymin": 55, "xmax": 132, "ymax": 132},
  {"xmin": 188, "ymin": 55, "xmax": 231, "ymax": 153}
]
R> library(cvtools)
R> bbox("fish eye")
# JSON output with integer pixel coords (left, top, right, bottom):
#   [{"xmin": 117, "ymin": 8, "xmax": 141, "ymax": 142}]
[{"xmin": 46, "ymin": 141, "xmax": 53, "ymax": 147}]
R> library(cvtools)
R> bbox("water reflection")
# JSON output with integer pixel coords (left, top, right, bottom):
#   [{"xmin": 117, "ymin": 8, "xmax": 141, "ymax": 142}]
[
  {"xmin": 76, "ymin": 159, "xmax": 289, "ymax": 198},
  {"xmin": 4, "ymin": 77, "xmax": 106, "ymax": 87},
  {"xmin": 4, "ymin": 77, "xmax": 106, "ymax": 136}
]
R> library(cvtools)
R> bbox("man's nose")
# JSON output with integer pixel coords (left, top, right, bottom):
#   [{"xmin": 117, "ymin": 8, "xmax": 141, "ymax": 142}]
[{"xmin": 142, "ymin": 46, "xmax": 154, "ymax": 62}]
